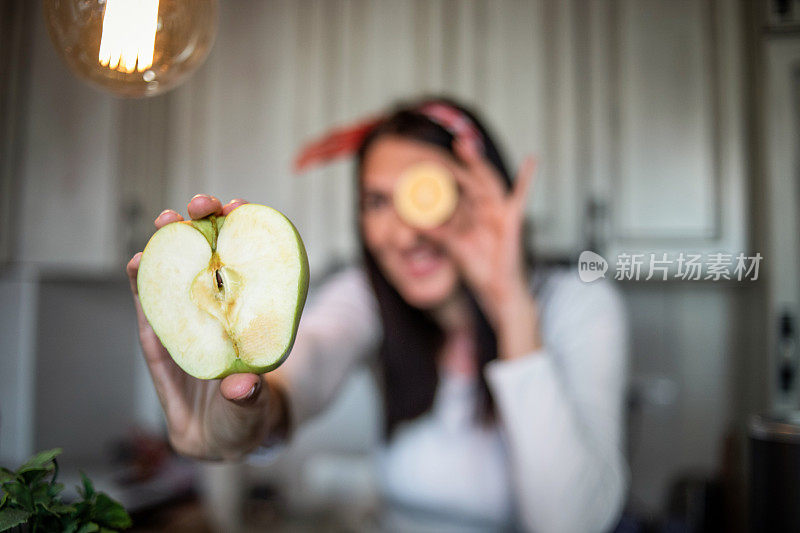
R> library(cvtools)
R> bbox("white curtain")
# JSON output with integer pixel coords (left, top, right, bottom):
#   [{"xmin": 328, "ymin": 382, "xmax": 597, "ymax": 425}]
[{"xmin": 165, "ymin": 0, "xmax": 578, "ymax": 276}]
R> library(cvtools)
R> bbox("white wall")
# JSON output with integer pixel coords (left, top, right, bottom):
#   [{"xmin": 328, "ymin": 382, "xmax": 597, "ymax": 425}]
[
  {"xmin": 15, "ymin": 4, "xmax": 121, "ymax": 273},
  {"xmin": 622, "ymin": 282, "xmax": 746, "ymax": 515},
  {"xmin": 0, "ymin": 267, "xmax": 37, "ymax": 466}
]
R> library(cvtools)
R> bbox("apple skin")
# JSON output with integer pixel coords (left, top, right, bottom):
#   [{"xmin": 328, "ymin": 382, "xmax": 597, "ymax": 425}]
[
  {"xmin": 248, "ymin": 214, "xmax": 309, "ymax": 377},
  {"xmin": 212, "ymin": 212, "xmax": 310, "ymax": 378},
  {"xmin": 137, "ymin": 204, "xmax": 309, "ymax": 379}
]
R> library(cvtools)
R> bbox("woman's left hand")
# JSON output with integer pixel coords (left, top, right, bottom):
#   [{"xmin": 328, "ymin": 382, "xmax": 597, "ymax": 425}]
[{"xmin": 427, "ymin": 138, "xmax": 536, "ymax": 332}]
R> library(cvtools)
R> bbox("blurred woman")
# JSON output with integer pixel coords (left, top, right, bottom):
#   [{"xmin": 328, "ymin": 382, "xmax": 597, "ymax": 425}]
[{"xmin": 127, "ymin": 97, "xmax": 629, "ymax": 532}]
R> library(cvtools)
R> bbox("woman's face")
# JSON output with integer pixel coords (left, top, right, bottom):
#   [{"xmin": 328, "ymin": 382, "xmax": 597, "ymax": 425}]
[{"xmin": 360, "ymin": 135, "xmax": 462, "ymax": 310}]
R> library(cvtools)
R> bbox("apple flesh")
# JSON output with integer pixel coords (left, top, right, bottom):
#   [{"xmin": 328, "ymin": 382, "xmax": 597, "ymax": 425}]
[
  {"xmin": 393, "ymin": 161, "xmax": 458, "ymax": 229},
  {"xmin": 137, "ymin": 204, "xmax": 309, "ymax": 379}
]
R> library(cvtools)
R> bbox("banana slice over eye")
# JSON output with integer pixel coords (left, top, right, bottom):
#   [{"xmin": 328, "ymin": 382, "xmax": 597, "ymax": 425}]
[{"xmin": 393, "ymin": 162, "xmax": 458, "ymax": 229}]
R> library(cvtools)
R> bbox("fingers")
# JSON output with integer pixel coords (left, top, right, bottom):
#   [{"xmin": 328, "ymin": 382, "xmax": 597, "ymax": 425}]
[
  {"xmin": 155, "ymin": 209, "xmax": 184, "ymax": 229},
  {"xmin": 153, "ymin": 195, "xmax": 244, "ymax": 230},
  {"xmin": 454, "ymin": 137, "xmax": 485, "ymax": 169},
  {"xmin": 512, "ymin": 156, "xmax": 537, "ymax": 213},
  {"xmin": 220, "ymin": 374, "xmax": 263, "ymax": 406},
  {"xmin": 453, "ymin": 138, "xmax": 506, "ymax": 202},
  {"xmin": 187, "ymin": 194, "xmax": 223, "ymax": 220},
  {"xmin": 126, "ymin": 252, "xmax": 142, "ymax": 295},
  {"xmin": 222, "ymin": 198, "xmax": 248, "ymax": 216}
]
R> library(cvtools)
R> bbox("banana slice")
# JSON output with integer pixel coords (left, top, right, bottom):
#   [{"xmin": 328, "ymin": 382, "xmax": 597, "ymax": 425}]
[{"xmin": 393, "ymin": 162, "xmax": 458, "ymax": 229}]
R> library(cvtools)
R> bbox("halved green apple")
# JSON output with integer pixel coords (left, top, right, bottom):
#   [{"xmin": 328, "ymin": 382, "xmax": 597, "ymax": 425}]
[
  {"xmin": 137, "ymin": 204, "xmax": 309, "ymax": 379},
  {"xmin": 393, "ymin": 161, "xmax": 458, "ymax": 229}
]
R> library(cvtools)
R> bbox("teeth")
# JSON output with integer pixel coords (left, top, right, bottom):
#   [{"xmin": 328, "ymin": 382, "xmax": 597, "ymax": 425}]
[
  {"xmin": 404, "ymin": 248, "xmax": 441, "ymax": 272},
  {"xmin": 407, "ymin": 252, "xmax": 437, "ymax": 263}
]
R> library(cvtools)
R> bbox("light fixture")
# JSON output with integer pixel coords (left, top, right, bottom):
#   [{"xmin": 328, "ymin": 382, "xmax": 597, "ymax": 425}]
[{"xmin": 43, "ymin": 0, "xmax": 218, "ymax": 98}]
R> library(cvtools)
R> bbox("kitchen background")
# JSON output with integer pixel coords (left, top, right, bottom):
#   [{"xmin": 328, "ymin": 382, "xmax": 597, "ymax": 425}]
[{"xmin": 1, "ymin": 0, "xmax": 798, "ymax": 531}]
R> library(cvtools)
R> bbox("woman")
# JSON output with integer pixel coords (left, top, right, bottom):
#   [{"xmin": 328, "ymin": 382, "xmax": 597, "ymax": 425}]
[{"xmin": 126, "ymin": 97, "xmax": 629, "ymax": 532}]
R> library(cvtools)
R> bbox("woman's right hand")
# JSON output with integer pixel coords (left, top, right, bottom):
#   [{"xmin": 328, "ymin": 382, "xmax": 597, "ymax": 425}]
[{"xmin": 126, "ymin": 195, "xmax": 279, "ymax": 460}]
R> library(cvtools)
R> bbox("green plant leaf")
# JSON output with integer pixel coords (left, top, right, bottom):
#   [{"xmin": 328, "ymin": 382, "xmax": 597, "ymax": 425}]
[
  {"xmin": 17, "ymin": 448, "xmax": 61, "ymax": 474},
  {"xmin": 2, "ymin": 483, "xmax": 32, "ymax": 512},
  {"xmin": 35, "ymin": 491, "xmax": 75, "ymax": 517},
  {"xmin": 92, "ymin": 493, "xmax": 131, "ymax": 529},
  {"xmin": 47, "ymin": 482, "xmax": 65, "ymax": 499},
  {"xmin": 0, "ymin": 469, "xmax": 14, "ymax": 484},
  {"xmin": 72, "ymin": 500, "xmax": 93, "ymax": 524},
  {"xmin": 60, "ymin": 514, "xmax": 79, "ymax": 533},
  {"xmin": 44, "ymin": 501, "xmax": 75, "ymax": 515},
  {"xmin": 31, "ymin": 480, "xmax": 52, "ymax": 504},
  {"xmin": 79, "ymin": 472, "xmax": 95, "ymax": 500},
  {"xmin": 76, "ymin": 521, "xmax": 99, "ymax": 533},
  {"xmin": 1, "ymin": 450, "xmax": 131, "ymax": 532},
  {"xmin": 52, "ymin": 457, "xmax": 59, "ymax": 483},
  {"xmin": 20, "ymin": 468, "xmax": 50, "ymax": 486},
  {"xmin": 0, "ymin": 507, "xmax": 30, "ymax": 531}
]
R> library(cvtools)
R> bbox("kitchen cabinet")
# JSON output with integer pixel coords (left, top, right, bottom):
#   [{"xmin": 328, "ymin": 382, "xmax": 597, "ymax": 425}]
[
  {"xmin": 2, "ymin": 0, "xmax": 747, "ymax": 273},
  {"xmin": 762, "ymin": 34, "xmax": 800, "ymax": 411},
  {"xmin": 584, "ymin": 0, "xmax": 746, "ymax": 261},
  {"xmin": 163, "ymin": 0, "xmax": 746, "ymax": 273}
]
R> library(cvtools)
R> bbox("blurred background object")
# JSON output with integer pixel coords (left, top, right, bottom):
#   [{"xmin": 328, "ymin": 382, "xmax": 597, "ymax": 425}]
[
  {"xmin": 0, "ymin": 0, "xmax": 797, "ymax": 531},
  {"xmin": 43, "ymin": 0, "xmax": 218, "ymax": 98},
  {"xmin": 749, "ymin": 413, "xmax": 800, "ymax": 531}
]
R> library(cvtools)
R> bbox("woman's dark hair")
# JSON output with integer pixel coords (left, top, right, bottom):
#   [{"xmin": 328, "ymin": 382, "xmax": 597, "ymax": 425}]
[{"xmin": 356, "ymin": 96, "xmax": 526, "ymax": 437}]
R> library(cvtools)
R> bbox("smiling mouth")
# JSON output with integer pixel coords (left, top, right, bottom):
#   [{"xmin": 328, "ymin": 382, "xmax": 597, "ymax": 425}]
[{"xmin": 402, "ymin": 246, "xmax": 444, "ymax": 276}]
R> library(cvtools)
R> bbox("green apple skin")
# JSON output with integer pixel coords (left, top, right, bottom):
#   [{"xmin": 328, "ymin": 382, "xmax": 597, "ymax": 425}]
[
  {"xmin": 245, "ymin": 215, "xmax": 309, "ymax": 377},
  {"xmin": 207, "ymin": 213, "xmax": 309, "ymax": 378},
  {"xmin": 137, "ymin": 204, "xmax": 309, "ymax": 380}
]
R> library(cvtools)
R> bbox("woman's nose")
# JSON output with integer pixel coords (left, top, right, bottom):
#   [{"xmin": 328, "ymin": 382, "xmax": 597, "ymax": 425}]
[{"xmin": 389, "ymin": 209, "xmax": 421, "ymax": 248}]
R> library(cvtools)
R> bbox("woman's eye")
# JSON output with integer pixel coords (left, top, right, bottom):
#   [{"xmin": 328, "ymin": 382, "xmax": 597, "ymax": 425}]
[{"xmin": 363, "ymin": 194, "xmax": 389, "ymax": 211}]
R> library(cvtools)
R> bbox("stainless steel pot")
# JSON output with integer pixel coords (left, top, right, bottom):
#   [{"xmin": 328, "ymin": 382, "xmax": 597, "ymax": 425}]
[{"xmin": 750, "ymin": 412, "xmax": 800, "ymax": 532}]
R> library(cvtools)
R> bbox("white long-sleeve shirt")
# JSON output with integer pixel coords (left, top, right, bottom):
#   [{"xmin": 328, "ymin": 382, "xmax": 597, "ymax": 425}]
[{"xmin": 273, "ymin": 265, "xmax": 629, "ymax": 532}]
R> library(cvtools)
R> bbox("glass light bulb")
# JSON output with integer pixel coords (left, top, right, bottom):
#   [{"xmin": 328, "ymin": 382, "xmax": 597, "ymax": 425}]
[{"xmin": 44, "ymin": 0, "xmax": 217, "ymax": 98}]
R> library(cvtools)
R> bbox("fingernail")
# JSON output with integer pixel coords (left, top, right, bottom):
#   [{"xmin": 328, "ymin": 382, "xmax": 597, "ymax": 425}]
[
  {"xmin": 157, "ymin": 209, "xmax": 172, "ymax": 218},
  {"xmin": 229, "ymin": 198, "xmax": 245, "ymax": 204},
  {"xmin": 237, "ymin": 381, "xmax": 260, "ymax": 402},
  {"xmin": 191, "ymin": 193, "xmax": 211, "ymax": 200}
]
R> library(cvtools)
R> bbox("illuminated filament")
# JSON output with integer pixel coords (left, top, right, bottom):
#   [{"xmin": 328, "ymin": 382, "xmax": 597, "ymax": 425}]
[{"xmin": 98, "ymin": 0, "xmax": 160, "ymax": 74}]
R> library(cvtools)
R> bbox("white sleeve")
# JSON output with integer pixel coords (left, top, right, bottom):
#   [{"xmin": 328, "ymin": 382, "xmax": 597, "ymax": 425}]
[
  {"xmin": 484, "ymin": 272, "xmax": 629, "ymax": 533},
  {"xmin": 272, "ymin": 267, "xmax": 381, "ymax": 427}
]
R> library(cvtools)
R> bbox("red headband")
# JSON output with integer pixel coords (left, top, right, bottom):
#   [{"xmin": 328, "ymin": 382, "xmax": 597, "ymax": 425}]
[{"xmin": 293, "ymin": 102, "xmax": 484, "ymax": 173}]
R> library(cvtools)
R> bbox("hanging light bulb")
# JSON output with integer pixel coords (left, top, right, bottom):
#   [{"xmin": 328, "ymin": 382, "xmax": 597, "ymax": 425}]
[{"xmin": 44, "ymin": 0, "xmax": 218, "ymax": 98}]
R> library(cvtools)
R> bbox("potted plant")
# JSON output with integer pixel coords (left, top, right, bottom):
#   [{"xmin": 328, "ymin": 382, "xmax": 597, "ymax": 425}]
[{"xmin": 0, "ymin": 448, "xmax": 131, "ymax": 532}]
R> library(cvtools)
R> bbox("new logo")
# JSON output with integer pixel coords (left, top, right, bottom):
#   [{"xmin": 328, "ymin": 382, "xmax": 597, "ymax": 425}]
[{"xmin": 578, "ymin": 251, "xmax": 608, "ymax": 283}]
